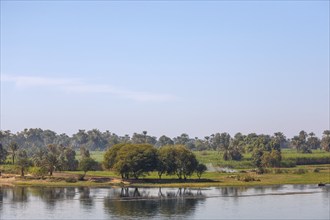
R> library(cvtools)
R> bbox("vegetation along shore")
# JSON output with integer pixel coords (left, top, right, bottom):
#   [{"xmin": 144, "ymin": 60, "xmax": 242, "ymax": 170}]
[{"xmin": 1, "ymin": 129, "xmax": 329, "ymax": 187}]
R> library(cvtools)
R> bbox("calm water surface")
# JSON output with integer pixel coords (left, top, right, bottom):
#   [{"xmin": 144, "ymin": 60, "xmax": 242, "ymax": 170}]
[{"xmin": 0, "ymin": 185, "xmax": 329, "ymax": 219}]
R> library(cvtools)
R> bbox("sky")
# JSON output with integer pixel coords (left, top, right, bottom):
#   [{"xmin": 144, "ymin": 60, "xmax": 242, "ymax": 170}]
[{"xmin": 0, "ymin": 1, "xmax": 329, "ymax": 138}]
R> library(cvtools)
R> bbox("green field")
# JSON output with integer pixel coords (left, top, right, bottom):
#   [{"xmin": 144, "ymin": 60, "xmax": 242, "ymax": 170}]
[{"xmin": 88, "ymin": 149, "xmax": 330, "ymax": 169}]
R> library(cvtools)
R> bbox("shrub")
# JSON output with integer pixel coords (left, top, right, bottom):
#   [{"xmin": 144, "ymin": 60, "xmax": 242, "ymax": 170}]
[
  {"xmin": 29, "ymin": 167, "xmax": 47, "ymax": 177},
  {"xmin": 255, "ymin": 168, "xmax": 270, "ymax": 174},
  {"xmin": 237, "ymin": 174, "xmax": 260, "ymax": 182},
  {"xmin": 313, "ymin": 168, "xmax": 320, "ymax": 173},
  {"xmin": 65, "ymin": 177, "xmax": 77, "ymax": 183},
  {"xmin": 195, "ymin": 163, "xmax": 207, "ymax": 179},
  {"xmin": 200, "ymin": 151, "xmax": 208, "ymax": 156},
  {"xmin": 0, "ymin": 165, "xmax": 20, "ymax": 174},
  {"xmin": 77, "ymin": 174, "xmax": 85, "ymax": 181},
  {"xmin": 273, "ymin": 168, "xmax": 283, "ymax": 174},
  {"xmin": 280, "ymin": 160, "xmax": 296, "ymax": 168},
  {"xmin": 295, "ymin": 157, "xmax": 330, "ymax": 165},
  {"xmin": 292, "ymin": 168, "xmax": 307, "ymax": 174}
]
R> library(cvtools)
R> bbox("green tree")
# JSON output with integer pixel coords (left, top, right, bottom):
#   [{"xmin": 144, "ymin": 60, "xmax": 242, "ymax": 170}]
[
  {"xmin": 72, "ymin": 129, "xmax": 88, "ymax": 148},
  {"xmin": 110, "ymin": 144, "xmax": 158, "ymax": 179},
  {"xmin": 195, "ymin": 163, "xmax": 207, "ymax": 179},
  {"xmin": 174, "ymin": 145, "xmax": 198, "ymax": 179},
  {"xmin": 8, "ymin": 142, "xmax": 19, "ymax": 164},
  {"xmin": 42, "ymin": 144, "xmax": 62, "ymax": 176},
  {"xmin": 218, "ymin": 133, "xmax": 231, "ymax": 160},
  {"xmin": 103, "ymin": 143, "xmax": 126, "ymax": 169},
  {"xmin": 157, "ymin": 145, "xmax": 178, "ymax": 179},
  {"xmin": 291, "ymin": 131, "xmax": 311, "ymax": 153},
  {"xmin": 321, "ymin": 130, "xmax": 330, "ymax": 152},
  {"xmin": 79, "ymin": 157, "xmax": 98, "ymax": 179},
  {"xmin": 131, "ymin": 132, "xmax": 146, "ymax": 144},
  {"xmin": 63, "ymin": 147, "xmax": 78, "ymax": 171},
  {"xmin": 32, "ymin": 148, "xmax": 46, "ymax": 167},
  {"xmin": 307, "ymin": 132, "xmax": 321, "ymax": 150},
  {"xmin": 252, "ymin": 148, "xmax": 264, "ymax": 169},
  {"xmin": 261, "ymin": 150, "xmax": 281, "ymax": 168},
  {"xmin": 16, "ymin": 150, "xmax": 31, "ymax": 176},
  {"xmin": 80, "ymin": 146, "xmax": 90, "ymax": 158},
  {"xmin": 0, "ymin": 143, "xmax": 8, "ymax": 164},
  {"xmin": 157, "ymin": 135, "xmax": 174, "ymax": 147},
  {"xmin": 274, "ymin": 132, "xmax": 288, "ymax": 148}
]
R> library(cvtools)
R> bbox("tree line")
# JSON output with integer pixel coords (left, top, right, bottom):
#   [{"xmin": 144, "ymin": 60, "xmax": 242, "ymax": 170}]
[
  {"xmin": 0, "ymin": 142, "xmax": 99, "ymax": 178},
  {"xmin": 0, "ymin": 142, "xmax": 207, "ymax": 180},
  {"xmin": 1, "ymin": 129, "xmax": 329, "ymax": 153},
  {"xmin": 1, "ymin": 129, "xmax": 330, "ymax": 177}
]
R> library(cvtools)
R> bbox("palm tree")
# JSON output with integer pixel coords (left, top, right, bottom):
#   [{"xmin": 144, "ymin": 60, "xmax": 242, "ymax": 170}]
[
  {"xmin": 32, "ymin": 148, "xmax": 46, "ymax": 167},
  {"xmin": 42, "ymin": 152, "xmax": 61, "ymax": 176},
  {"xmin": 8, "ymin": 142, "xmax": 19, "ymax": 164}
]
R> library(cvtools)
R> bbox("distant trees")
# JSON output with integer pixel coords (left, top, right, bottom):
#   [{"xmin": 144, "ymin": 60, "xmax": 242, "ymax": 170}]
[
  {"xmin": 321, "ymin": 130, "xmax": 330, "ymax": 152},
  {"xmin": 16, "ymin": 150, "xmax": 31, "ymax": 176},
  {"xmin": 307, "ymin": 132, "xmax": 321, "ymax": 150},
  {"xmin": 0, "ymin": 128, "xmax": 328, "ymax": 154},
  {"xmin": 8, "ymin": 142, "xmax": 19, "ymax": 164},
  {"xmin": 291, "ymin": 131, "xmax": 312, "ymax": 153},
  {"xmin": 251, "ymin": 133, "xmax": 282, "ymax": 172},
  {"xmin": 0, "ymin": 143, "xmax": 7, "ymax": 164},
  {"xmin": 210, "ymin": 133, "xmax": 243, "ymax": 161},
  {"xmin": 157, "ymin": 135, "xmax": 174, "ymax": 147},
  {"xmin": 131, "ymin": 132, "xmax": 157, "ymax": 145},
  {"xmin": 62, "ymin": 147, "xmax": 79, "ymax": 171},
  {"xmin": 0, "ymin": 128, "xmax": 329, "ymax": 178},
  {"xmin": 27, "ymin": 144, "xmax": 79, "ymax": 176}
]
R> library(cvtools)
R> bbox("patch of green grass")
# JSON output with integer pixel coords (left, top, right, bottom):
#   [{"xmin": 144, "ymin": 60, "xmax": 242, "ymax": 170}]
[
  {"xmin": 87, "ymin": 149, "xmax": 330, "ymax": 169},
  {"xmin": 78, "ymin": 151, "xmax": 104, "ymax": 162},
  {"xmin": 281, "ymin": 149, "xmax": 330, "ymax": 159},
  {"xmin": 66, "ymin": 170, "xmax": 120, "ymax": 178}
]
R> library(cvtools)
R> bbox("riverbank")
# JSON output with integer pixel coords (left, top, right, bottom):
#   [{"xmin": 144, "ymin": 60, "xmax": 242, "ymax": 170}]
[{"xmin": 1, "ymin": 164, "xmax": 329, "ymax": 188}]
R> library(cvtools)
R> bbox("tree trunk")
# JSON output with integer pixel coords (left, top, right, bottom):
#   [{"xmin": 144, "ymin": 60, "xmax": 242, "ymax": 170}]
[
  {"xmin": 82, "ymin": 171, "xmax": 87, "ymax": 180},
  {"xmin": 21, "ymin": 167, "xmax": 24, "ymax": 177}
]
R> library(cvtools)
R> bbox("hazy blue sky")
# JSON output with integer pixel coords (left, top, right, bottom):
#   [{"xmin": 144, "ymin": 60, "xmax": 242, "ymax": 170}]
[{"xmin": 1, "ymin": 1, "xmax": 329, "ymax": 138}]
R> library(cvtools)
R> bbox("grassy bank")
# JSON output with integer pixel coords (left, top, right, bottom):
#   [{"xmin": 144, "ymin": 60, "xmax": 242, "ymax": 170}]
[{"xmin": 1, "ymin": 164, "xmax": 329, "ymax": 188}]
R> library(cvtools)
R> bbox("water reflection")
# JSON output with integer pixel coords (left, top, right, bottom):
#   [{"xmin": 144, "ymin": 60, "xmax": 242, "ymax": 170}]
[
  {"xmin": 103, "ymin": 187, "xmax": 205, "ymax": 218},
  {"xmin": 0, "ymin": 185, "xmax": 328, "ymax": 219},
  {"xmin": 11, "ymin": 187, "xmax": 28, "ymax": 203},
  {"xmin": 78, "ymin": 187, "xmax": 94, "ymax": 209}
]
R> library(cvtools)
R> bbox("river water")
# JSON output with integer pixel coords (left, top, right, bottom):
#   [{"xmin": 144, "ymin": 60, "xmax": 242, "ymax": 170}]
[{"xmin": 0, "ymin": 185, "xmax": 329, "ymax": 219}]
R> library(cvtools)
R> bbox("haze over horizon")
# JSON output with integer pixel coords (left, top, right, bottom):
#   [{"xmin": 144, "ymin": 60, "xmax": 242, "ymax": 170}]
[{"xmin": 1, "ymin": 1, "xmax": 329, "ymax": 138}]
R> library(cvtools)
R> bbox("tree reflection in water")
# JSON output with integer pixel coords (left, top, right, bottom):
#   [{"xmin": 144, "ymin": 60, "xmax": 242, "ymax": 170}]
[
  {"xmin": 78, "ymin": 187, "xmax": 94, "ymax": 209},
  {"xmin": 219, "ymin": 187, "xmax": 248, "ymax": 197},
  {"xmin": 103, "ymin": 187, "xmax": 205, "ymax": 218},
  {"xmin": 11, "ymin": 187, "xmax": 28, "ymax": 203},
  {"xmin": 30, "ymin": 187, "xmax": 66, "ymax": 208}
]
